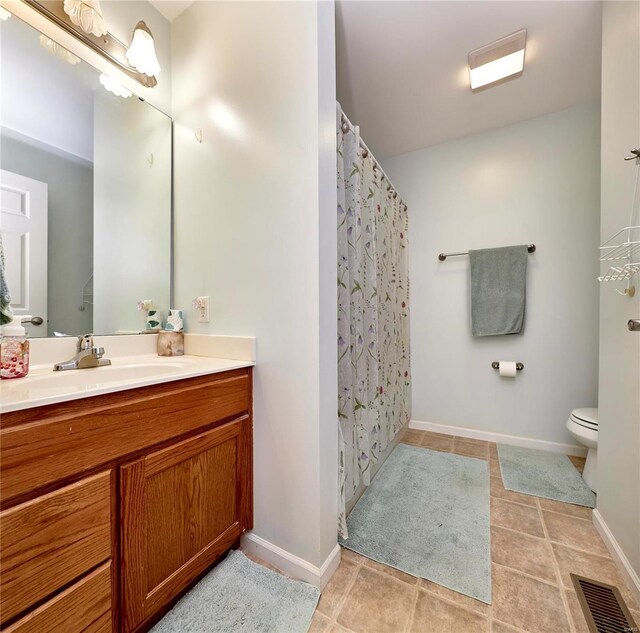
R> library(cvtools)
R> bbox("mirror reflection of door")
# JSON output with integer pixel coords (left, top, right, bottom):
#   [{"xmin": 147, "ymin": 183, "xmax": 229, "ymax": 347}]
[{"xmin": 0, "ymin": 169, "xmax": 47, "ymax": 337}]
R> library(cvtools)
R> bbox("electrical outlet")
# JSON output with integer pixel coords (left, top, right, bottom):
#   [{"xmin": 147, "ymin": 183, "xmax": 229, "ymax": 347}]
[{"xmin": 193, "ymin": 296, "xmax": 210, "ymax": 323}]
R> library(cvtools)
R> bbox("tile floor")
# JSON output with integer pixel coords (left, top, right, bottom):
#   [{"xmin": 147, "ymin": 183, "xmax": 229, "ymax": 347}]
[{"xmin": 306, "ymin": 430, "xmax": 640, "ymax": 633}]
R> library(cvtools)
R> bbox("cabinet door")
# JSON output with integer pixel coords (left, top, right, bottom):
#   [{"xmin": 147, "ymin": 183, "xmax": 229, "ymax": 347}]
[{"xmin": 120, "ymin": 415, "xmax": 252, "ymax": 632}]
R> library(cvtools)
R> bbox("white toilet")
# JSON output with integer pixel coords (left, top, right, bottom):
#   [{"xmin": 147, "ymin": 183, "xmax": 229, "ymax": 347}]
[{"xmin": 566, "ymin": 408, "xmax": 598, "ymax": 493}]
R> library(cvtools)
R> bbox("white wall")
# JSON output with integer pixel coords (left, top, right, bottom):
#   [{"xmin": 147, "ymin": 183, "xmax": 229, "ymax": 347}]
[
  {"xmin": 597, "ymin": 1, "xmax": 640, "ymax": 580},
  {"xmin": 171, "ymin": 1, "xmax": 338, "ymax": 570},
  {"xmin": 1, "ymin": 13, "xmax": 96, "ymax": 161},
  {"xmin": 316, "ymin": 0, "xmax": 339, "ymax": 562},
  {"xmin": 93, "ymin": 90, "xmax": 172, "ymax": 334},
  {"xmin": 384, "ymin": 102, "xmax": 601, "ymax": 446}
]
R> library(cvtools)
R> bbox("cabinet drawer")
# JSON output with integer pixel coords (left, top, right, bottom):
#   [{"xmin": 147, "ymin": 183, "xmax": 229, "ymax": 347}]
[
  {"xmin": 1, "ymin": 370, "xmax": 250, "ymax": 503},
  {"xmin": 3, "ymin": 562, "xmax": 112, "ymax": 633},
  {"xmin": 1, "ymin": 472, "xmax": 112, "ymax": 624}
]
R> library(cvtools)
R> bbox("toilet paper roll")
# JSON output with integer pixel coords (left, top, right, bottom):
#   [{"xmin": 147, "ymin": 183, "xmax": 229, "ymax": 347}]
[{"xmin": 498, "ymin": 361, "xmax": 517, "ymax": 377}]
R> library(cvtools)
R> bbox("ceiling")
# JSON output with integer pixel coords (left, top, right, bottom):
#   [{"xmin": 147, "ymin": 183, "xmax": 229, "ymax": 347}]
[
  {"xmin": 148, "ymin": 0, "xmax": 194, "ymax": 22},
  {"xmin": 336, "ymin": 1, "xmax": 602, "ymax": 159}
]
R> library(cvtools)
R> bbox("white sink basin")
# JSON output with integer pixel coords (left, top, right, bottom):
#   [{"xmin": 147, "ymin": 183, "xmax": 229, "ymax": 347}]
[{"xmin": 25, "ymin": 362, "xmax": 189, "ymax": 391}]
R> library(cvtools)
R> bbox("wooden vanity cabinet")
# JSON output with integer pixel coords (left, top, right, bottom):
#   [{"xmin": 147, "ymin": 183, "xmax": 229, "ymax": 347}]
[{"xmin": 0, "ymin": 367, "xmax": 253, "ymax": 633}]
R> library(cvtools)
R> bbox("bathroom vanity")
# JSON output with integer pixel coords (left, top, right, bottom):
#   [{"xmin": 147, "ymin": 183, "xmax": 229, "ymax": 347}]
[
  {"xmin": 1, "ymin": 5, "xmax": 254, "ymax": 631},
  {"xmin": 0, "ymin": 364, "xmax": 253, "ymax": 633}
]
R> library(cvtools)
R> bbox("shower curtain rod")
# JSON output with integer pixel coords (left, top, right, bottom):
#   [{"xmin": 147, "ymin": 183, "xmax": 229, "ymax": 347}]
[{"xmin": 339, "ymin": 107, "xmax": 406, "ymax": 207}]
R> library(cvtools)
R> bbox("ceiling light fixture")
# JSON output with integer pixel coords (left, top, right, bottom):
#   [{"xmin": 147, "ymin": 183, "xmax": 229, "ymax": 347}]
[
  {"xmin": 62, "ymin": 0, "xmax": 107, "ymax": 37},
  {"xmin": 126, "ymin": 21, "xmax": 160, "ymax": 78},
  {"xmin": 39, "ymin": 34, "xmax": 81, "ymax": 65},
  {"xmin": 99, "ymin": 73, "xmax": 132, "ymax": 98},
  {"xmin": 468, "ymin": 29, "xmax": 527, "ymax": 92}
]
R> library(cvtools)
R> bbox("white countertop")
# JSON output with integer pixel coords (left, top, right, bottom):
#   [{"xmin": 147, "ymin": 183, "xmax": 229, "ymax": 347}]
[
  {"xmin": 0, "ymin": 334, "xmax": 256, "ymax": 414},
  {"xmin": 0, "ymin": 354, "xmax": 254, "ymax": 414}
]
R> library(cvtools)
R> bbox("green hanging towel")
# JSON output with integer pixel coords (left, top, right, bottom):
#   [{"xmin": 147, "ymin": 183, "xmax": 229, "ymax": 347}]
[{"xmin": 469, "ymin": 245, "xmax": 528, "ymax": 336}]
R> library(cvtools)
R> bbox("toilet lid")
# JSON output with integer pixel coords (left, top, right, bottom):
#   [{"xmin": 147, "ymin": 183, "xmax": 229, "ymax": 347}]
[{"xmin": 571, "ymin": 408, "xmax": 598, "ymax": 428}]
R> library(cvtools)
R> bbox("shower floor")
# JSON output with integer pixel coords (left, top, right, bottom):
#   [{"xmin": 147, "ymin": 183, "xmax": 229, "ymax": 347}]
[{"xmin": 307, "ymin": 430, "xmax": 639, "ymax": 633}]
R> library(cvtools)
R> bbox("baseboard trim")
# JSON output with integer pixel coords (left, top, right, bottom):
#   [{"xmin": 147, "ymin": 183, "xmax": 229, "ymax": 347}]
[
  {"xmin": 241, "ymin": 532, "xmax": 341, "ymax": 590},
  {"xmin": 592, "ymin": 509, "xmax": 640, "ymax": 607},
  {"xmin": 409, "ymin": 419, "xmax": 587, "ymax": 457}
]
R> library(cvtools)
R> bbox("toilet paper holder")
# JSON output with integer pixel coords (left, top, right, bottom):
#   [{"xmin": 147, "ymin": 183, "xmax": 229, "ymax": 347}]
[{"xmin": 492, "ymin": 361, "xmax": 524, "ymax": 371}]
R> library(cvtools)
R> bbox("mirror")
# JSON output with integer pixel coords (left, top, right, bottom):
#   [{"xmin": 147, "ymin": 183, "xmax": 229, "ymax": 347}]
[{"xmin": 0, "ymin": 12, "xmax": 171, "ymax": 338}]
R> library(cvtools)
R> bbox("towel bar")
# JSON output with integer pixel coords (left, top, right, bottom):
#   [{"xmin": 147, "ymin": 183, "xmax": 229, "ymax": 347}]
[
  {"xmin": 438, "ymin": 245, "xmax": 536, "ymax": 261},
  {"xmin": 491, "ymin": 361, "xmax": 524, "ymax": 371}
]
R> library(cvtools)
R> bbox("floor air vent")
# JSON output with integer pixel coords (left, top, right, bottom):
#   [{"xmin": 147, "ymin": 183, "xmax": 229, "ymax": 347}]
[{"xmin": 571, "ymin": 574, "xmax": 638, "ymax": 633}]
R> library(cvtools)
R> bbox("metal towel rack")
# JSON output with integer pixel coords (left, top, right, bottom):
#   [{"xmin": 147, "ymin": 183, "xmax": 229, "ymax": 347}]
[
  {"xmin": 438, "ymin": 244, "xmax": 536, "ymax": 261},
  {"xmin": 598, "ymin": 226, "xmax": 640, "ymax": 283}
]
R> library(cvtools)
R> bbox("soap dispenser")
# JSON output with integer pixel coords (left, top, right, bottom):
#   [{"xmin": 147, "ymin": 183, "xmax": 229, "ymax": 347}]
[{"xmin": 1, "ymin": 315, "xmax": 30, "ymax": 379}]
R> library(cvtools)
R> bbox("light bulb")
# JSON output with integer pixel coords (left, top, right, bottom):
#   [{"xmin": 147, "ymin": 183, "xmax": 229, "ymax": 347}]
[
  {"xmin": 0, "ymin": 6, "xmax": 11, "ymax": 20},
  {"xmin": 39, "ymin": 35, "xmax": 81, "ymax": 65},
  {"xmin": 99, "ymin": 74, "xmax": 132, "ymax": 98},
  {"xmin": 469, "ymin": 49, "xmax": 525, "ymax": 90},
  {"xmin": 63, "ymin": 0, "xmax": 107, "ymax": 37},
  {"xmin": 126, "ymin": 21, "xmax": 161, "ymax": 78}
]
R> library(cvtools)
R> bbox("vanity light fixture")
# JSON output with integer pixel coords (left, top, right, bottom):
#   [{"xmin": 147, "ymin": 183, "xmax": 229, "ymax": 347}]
[
  {"xmin": 22, "ymin": 0, "xmax": 158, "ymax": 88},
  {"xmin": 62, "ymin": 0, "xmax": 107, "ymax": 37},
  {"xmin": 0, "ymin": 6, "xmax": 11, "ymax": 20},
  {"xmin": 99, "ymin": 73, "xmax": 132, "ymax": 98},
  {"xmin": 40, "ymin": 34, "xmax": 81, "ymax": 65},
  {"xmin": 468, "ymin": 29, "xmax": 527, "ymax": 91},
  {"xmin": 126, "ymin": 21, "xmax": 160, "ymax": 78}
]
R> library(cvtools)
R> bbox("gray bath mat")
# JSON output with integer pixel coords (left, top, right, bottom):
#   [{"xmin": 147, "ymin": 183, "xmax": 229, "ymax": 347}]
[
  {"xmin": 151, "ymin": 550, "xmax": 319, "ymax": 633},
  {"xmin": 339, "ymin": 443, "xmax": 491, "ymax": 603},
  {"xmin": 497, "ymin": 444, "xmax": 596, "ymax": 508}
]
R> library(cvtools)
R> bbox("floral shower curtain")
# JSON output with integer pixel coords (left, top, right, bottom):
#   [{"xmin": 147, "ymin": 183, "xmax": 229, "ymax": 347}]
[{"xmin": 337, "ymin": 108, "xmax": 411, "ymax": 538}]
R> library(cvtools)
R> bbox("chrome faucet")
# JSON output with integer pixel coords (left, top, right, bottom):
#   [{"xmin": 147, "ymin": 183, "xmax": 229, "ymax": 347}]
[{"xmin": 53, "ymin": 334, "xmax": 112, "ymax": 371}]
